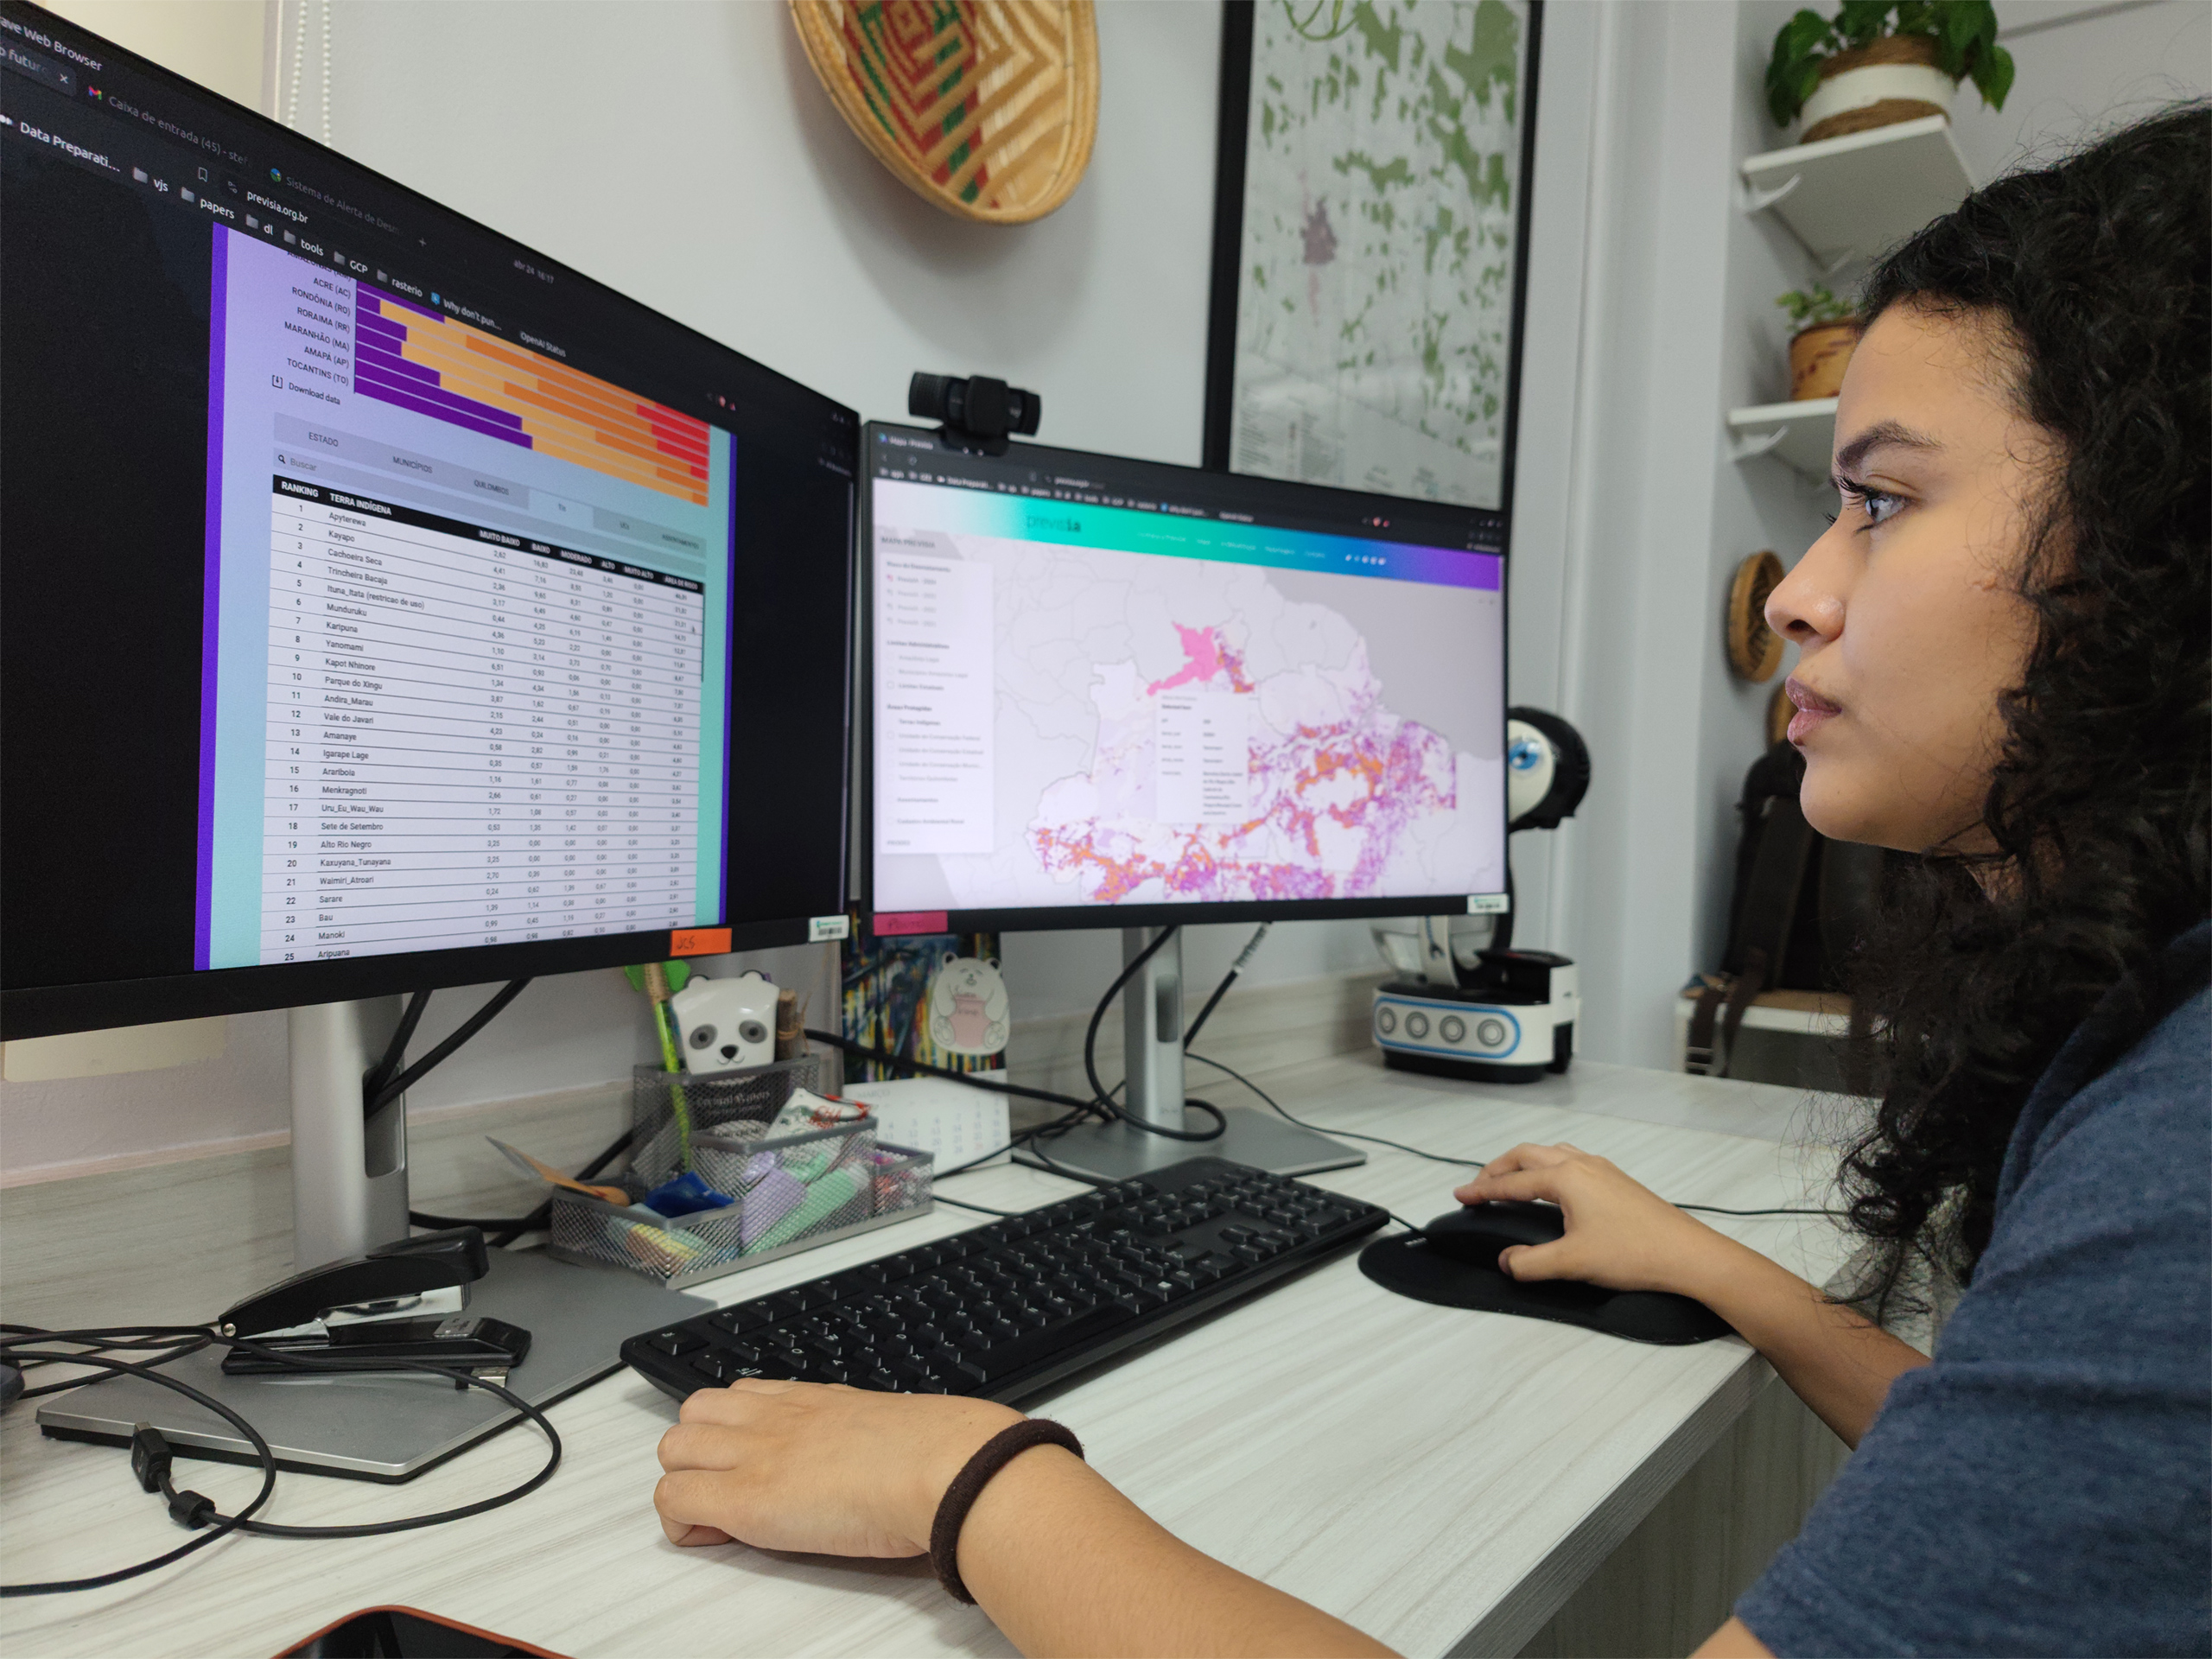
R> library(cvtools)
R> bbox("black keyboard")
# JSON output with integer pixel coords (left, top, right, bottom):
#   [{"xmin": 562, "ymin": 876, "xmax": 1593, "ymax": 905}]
[{"xmin": 620, "ymin": 1157, "xmax": 1389, "ymax": 1405}]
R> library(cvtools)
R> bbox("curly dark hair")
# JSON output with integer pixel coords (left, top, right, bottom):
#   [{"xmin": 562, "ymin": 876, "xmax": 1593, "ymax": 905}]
[{"xmin": 1838, "ymin": 103, "xmax": 2211, "ymax": 1317}]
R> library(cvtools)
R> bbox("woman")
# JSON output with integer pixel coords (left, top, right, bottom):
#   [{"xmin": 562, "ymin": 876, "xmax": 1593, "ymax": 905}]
[{"xmin": 652, "ymin": 105, "xmax": 2209, "ymax": 1657}]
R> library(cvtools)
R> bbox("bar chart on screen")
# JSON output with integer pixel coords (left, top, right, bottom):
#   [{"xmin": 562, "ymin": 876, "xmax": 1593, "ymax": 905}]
[
  {"xmin": 353, "ymin": 284, "xmax": 712, "ymax": 505},
  {"xmin": 194, "ymin": 227, "xmax": 738, "ymax": 970}
]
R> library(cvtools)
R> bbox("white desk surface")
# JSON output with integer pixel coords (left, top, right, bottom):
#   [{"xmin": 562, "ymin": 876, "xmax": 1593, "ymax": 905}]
[{"xmin": 0, "ymin": 1054, "xmax": 1850, "ymax": 1659}]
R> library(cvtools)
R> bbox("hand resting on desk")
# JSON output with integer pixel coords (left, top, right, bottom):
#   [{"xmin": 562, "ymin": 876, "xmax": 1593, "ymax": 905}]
[
  {"xmin": 654, "ymin": 1378, "xmax": 1391, "ymax": 1657},
  {"xmin": 656, "ymin": 1380, "xmax": 1021, "ymax": 1557}
]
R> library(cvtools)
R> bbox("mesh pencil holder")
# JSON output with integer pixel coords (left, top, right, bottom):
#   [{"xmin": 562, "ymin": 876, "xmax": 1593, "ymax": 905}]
[
  {"xmin": 627, "ymin": 1056, "xmax": 820, "ymax": 1192},
  {"xmin": 548, "ymin": 1117, "xmax": 934, "ymax": 1290}
]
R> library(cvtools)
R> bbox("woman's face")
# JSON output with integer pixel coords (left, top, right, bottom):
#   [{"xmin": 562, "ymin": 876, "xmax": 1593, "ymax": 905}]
[{"xmin": 1765, "ymin": 301, "xmax": 2051, "ymax": 853}]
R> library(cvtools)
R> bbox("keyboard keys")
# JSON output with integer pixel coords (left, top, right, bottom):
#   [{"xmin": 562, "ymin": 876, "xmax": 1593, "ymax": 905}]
[
  {"xmin": 692, "ymin": 1351, "xmax": 750, "ymax": 1382},
  {"xmin": 625, "ymin": 1160, "xmax": 1384, "ymax": 1406},
  {"xmin": 708, "ymin": 1305, "xmax": 770, "ymax": 1338}
]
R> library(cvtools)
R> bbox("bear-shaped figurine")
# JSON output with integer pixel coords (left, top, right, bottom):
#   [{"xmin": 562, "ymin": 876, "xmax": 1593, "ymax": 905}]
[{"xmin": 926, "ymin": 955, "xmax": 1009, "ymax": 1057}]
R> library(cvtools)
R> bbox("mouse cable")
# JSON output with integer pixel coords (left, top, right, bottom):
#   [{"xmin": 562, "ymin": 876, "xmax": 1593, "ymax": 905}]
[
  {"xmin": 1183, "ymin": 1052, "xmax": 1846, "ymax": 1220},
  {"xmin": 0, "ymin": 1327, "xmax": 562, "ymax": 1595},
  {"xmin": 1185, "ymin": 1052, "xmax": 1486, "ymax": 1170},
  {"xmin": 930, "ymin": 1194, "xmax": 1019, "ymax": 1217}
]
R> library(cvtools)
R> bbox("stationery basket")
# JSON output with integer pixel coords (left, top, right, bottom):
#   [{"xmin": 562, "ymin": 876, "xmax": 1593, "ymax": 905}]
[
  {"xmin": 626, "ymin": 1058, "xmax": 820, "ymax": 1192},
  {"xmin": 548, "ymin": 1116, "xmax": 933, "ymax": 1291}
]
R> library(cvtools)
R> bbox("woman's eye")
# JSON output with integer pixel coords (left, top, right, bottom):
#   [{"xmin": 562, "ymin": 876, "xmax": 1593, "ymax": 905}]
[{"xmin": 1839, "ymin": 483, "xmax": 1905, "ymax": 528}]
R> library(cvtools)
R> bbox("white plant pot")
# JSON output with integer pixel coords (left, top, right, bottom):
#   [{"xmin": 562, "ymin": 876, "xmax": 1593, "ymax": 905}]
[{"xmin": 1801, "ymin": 60, "xmax": 1959, "ymax": 134}]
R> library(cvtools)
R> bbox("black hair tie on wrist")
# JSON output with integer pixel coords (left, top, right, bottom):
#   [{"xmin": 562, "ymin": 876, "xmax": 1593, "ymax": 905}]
[{"xmin": 928, "ymin": 1418, "xmax": 1085, "ymax": 1605}]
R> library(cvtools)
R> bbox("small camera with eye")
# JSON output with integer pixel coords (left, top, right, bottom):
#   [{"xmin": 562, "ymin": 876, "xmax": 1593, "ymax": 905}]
[
  {"xmin": 909, "ymin": 371, "xmax": 1041, "ymax": 454},
  {"xmin": 669, "ymin": 970, "xmax": 778, "ymax": 1075}
]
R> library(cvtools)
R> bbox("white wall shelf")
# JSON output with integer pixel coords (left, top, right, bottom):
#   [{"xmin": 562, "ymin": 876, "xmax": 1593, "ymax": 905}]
[
  {"xmin": 1726, "ymin": 397, "xmax": 1837, "ymax": 476},
  {"xmin": 1740, "ymin": 115, "xmax": 1976, "ymax": 267}
]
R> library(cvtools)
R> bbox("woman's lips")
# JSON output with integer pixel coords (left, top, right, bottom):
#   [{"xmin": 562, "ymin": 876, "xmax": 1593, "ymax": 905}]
[{"xmin": 1786, "ymin": 677, "xmax": 1842, "ymax": 745}]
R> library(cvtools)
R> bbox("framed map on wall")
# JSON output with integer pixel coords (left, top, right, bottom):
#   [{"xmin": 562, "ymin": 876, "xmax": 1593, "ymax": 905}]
[{"xmin": 1203, "ymin": 0, "xmax": 1541, "ymax": 513}]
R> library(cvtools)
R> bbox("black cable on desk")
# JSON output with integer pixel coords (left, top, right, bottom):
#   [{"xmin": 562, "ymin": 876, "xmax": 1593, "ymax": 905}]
[
  {"xmin": 930, "ymin": 1194, "xmax": 1019, "ymax": 1217},
  {"xmin": 0, "ymin": 1325, "xmax": 216, "ymax": 1400},
  {"xmin": 0, "ymin": 1324, "xmax": 562, "ymax": 1595},
  {"xmin": 0, "ymin": 1337, "xmax": 278, "ymax": 1597},
  {"xmin": 1184, "ymin": 1053, "xmax": 1843, "ymax": 1219},
  {"xmin": 1185, "ymin": 1052, "xmax": 1487, "ymax": 1169}
]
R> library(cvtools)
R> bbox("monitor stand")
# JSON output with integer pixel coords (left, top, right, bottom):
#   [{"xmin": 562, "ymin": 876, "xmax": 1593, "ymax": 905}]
[
  {"xmin": 37, "ymin": 997, "xmax": 703, "ymax": 1480},
  {"xmin": 1014, "ymin": 930, "xmax": 1364, "ymax": 1183}
]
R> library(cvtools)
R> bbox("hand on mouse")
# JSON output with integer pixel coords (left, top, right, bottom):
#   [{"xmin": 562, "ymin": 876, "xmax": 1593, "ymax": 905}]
[
  {"xmin": 655, "ymin": 1380, "xmax": 1023, "ymax": 1558},
  {"xmin": 1453, "ymin": 1143, "xmax": 1729, "ymax": 1295}
]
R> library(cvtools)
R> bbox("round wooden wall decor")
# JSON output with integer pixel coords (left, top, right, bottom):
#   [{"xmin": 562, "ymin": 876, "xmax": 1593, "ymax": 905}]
[
  {"xmin": 790, "ymin": 0, "xmax": 1099, "ymax": 225},
  {"xmin": 1726, "ymin": 550, "xmax": 1787, "ymax": 683}
]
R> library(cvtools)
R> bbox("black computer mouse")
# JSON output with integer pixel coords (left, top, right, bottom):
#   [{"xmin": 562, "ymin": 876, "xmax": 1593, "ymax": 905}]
[{"xmin": 1421, "ymin": 1200, "xmax": 1566, "ymax": 1262}]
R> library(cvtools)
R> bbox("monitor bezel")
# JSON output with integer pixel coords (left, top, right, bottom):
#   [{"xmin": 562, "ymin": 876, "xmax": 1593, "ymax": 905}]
[
  {"xmin": 858, "ymin": 421, "xmax": 1511, "ymax": 938},
  {"xmin": 0, "ymin": 2, "xmax": 857, "ymax": 1040}
]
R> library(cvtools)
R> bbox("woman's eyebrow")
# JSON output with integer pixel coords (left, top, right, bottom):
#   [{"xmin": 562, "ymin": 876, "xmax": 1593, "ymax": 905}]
[{"xmin": 1831, "ymin": 420, "xmax": 1941, "ymax": 484}]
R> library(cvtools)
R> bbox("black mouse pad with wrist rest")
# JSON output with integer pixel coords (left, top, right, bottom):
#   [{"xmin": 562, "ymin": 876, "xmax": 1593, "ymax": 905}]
[{"xmin": 1357, "ymin": 1235, "xmax": 1733, "ymax": 1344}]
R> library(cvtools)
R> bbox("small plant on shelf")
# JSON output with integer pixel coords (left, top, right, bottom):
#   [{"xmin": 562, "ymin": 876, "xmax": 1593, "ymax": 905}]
[
  {"xmin": 1777, "ymin": 285, "xmax": 1857, "ymax": 330},
  {"xmin": 1768, "ymin": 1, "xmax": 2014, "ymax": 144},
  {"xmin": 1777, "ymin": 286, "xmax": 1859, "ymax": 402}
]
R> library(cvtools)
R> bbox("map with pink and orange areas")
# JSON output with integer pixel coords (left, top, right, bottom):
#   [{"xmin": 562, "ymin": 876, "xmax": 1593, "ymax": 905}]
[
  {"xmin": 1027, "ymin": 618, "xmax": 1461, "ymax": 905},
  {"xmin": 869, "ymin": 479, "xmax": 1507, "ymax": 915}
]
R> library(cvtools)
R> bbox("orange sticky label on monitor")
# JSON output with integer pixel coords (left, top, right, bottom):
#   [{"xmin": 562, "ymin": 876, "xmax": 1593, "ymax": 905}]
[{"xmin": 670, "ymin": 927, "xmax": 731, "ymax": 957}]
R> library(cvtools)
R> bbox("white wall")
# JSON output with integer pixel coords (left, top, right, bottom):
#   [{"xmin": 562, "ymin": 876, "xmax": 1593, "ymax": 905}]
[{"xmin": 1964, "ymin": 1, "xmax": 2210, "ymax": 180}]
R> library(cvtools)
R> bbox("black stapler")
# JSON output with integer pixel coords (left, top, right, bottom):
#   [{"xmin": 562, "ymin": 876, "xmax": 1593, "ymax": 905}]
[{"xmin": 216, "ymin": 1228, "xmax": 531, "ymax": 1380}]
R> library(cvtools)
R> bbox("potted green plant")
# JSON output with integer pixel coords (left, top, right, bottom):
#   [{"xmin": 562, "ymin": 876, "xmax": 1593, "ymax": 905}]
[
  {"xmin": 1768, "ymin": 1, "xmax": 2014, "ymax": 145},
  {"xmin": 1777, "ymin": 285, "xmax": 1859, "ymax": 401}
]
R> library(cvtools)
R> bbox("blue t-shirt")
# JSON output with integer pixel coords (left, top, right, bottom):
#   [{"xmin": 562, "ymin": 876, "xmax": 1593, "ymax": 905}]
[{"xmin": 1738, "ymin": 923, "xmax": 2211, "ymax": 1657}]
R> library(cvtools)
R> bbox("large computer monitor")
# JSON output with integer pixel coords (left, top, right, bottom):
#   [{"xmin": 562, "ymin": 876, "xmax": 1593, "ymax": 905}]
[
  {"xmin": 0, "ymin": 3, "xmax": 855, "ymax": 1258},
  {"xmin": 861, "ymin": 422, "xmax": 1510, "ymax": 1175}
]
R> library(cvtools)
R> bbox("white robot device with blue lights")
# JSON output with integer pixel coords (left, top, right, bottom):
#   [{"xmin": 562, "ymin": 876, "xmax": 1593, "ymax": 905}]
[{"xmin": 1371, "ymin": 708, "xmax": 1590, "ymax": 1082}]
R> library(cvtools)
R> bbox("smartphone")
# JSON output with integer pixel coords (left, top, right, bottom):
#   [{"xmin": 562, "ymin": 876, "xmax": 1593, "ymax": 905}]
[
  {"xmin": 222, "ymin": 1316, "xmax": 532, "ymax": 1376},
  {"xmin": 278, "ymin": 1605, "xmax": 565, "ymax": 1657}
]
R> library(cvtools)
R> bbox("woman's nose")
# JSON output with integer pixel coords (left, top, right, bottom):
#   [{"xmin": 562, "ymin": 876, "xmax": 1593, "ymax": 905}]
[{"xmin": 1765, "ymin": 530, "xmax": 1849, "ymax": 647}]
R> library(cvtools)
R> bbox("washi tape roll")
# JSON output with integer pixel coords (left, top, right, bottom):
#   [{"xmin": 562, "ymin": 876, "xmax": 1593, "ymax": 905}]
[{"xmin": 751, "ymin": 1166, "xmax": 868, "ymax": 1254}]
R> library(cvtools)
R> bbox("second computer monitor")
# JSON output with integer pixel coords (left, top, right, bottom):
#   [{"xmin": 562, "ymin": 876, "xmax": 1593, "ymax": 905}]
[{"xmin": 865, "ymin": 424, "xmax": 1508, "ymax": 933}]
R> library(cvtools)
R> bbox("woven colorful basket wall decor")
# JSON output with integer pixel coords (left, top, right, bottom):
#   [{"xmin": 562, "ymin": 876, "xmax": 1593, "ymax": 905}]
[{"xmin": 789, "ymin": 0, "xmax": 1099, "ymax": 225}]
